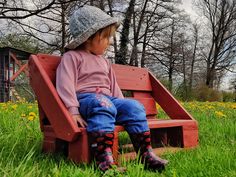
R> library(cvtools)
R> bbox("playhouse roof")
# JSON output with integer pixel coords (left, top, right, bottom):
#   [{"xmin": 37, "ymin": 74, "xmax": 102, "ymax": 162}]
[{"xmin": 0, "ymin": 47, "xmax": 31, "ymax": 61}]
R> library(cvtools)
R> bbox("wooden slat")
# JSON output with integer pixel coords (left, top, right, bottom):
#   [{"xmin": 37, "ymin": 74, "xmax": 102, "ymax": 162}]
[
  {"xmin": 10, "ymin": 63, "xmax": 28, "ymax": 81},
  {"xmin": 37, "ymin": 54, "xmax": 61, "ymax": 85},
  {"xmin": 133, "ymin": 97, "xmax": 157, "ymax": 116},
  {"xmin": 112, "ymin": 64, "xmax": 152, "ymax": 91},
  {"xmin": 115, "ymin": 119, "xmax": 198, "ymax": 132},
  {"xmin": 10, "ymin": 52, "xmax": 29, "ymax": 76},
  {"xmin": 29, "ymin": 54, "xmax": 81, "ymax": 142},
  {"xmin": 132, "ymin": 91, "xmax": 157, "ymax": 116},
  {"xmin": 149, "ymin": 72, "xmax": 195, "ymax": 120},
  {"xmin": 133, "ymin": 91, "xmax": 153, "ymax": 98},
  {"xmin": 147, "ymin": 119, "xmax": 198, "ymax": 129}
]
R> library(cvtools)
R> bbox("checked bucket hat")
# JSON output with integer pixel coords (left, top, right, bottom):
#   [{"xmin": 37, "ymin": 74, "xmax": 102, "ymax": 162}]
[{"xmin": 65, "ymin": 5, "xmax": 120, "ymax": 50}]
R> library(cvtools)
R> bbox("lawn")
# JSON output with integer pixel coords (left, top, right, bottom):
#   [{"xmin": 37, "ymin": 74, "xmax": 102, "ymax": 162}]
[{"xmin": 0, "ymin": 101, "xmax": 235, "ymax": 177}]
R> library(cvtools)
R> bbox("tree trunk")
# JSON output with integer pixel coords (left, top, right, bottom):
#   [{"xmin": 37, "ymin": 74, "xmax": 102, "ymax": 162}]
[
  {"xmin": 115, "ymin": 0, "xmax": 136, "ymax": 65},
  {"xmin": 60, "ymin": 1, "xmax": 66, "ymax": 55},
  {"xmin": 189, "ymin": 24, "xmax": 198, "ymax": 91},
  {"xmin": 107, "ymin": 0, "xmax": 118, "ymax": 57},
  {"xmin": 129, "ymin": 0, "xmax": 148, "ymax": 66}
]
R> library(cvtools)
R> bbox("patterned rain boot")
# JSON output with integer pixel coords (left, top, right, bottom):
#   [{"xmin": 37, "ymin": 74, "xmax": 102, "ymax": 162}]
[
  {"xmin": 129, "ymin": 131, "xmax": 168, "ymax": 172},
  {"xmin": 89, "ymin": 131, "xmax": 125, "ymax": 172}
]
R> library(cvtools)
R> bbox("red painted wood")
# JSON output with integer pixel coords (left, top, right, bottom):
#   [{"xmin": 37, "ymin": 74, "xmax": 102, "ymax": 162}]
[
  {"xmin": 132, "ymin": 91, "xmax": 157, "ymax": 116},
  {"xmin": 113, "ymin": 131, "xmax": 119, "ymax": 161},
  {"xmin": 29, "ymin": 53, "xmax": 198, "ymax": 164},
  {"xmin": 38, "ymin": 103, "xmax": 45, "ymax": 132},
  {"xmin": 182, "ymin": 126, "xmax": 199, "ymax": 147},
  {"xmin": 115, "ymin": 119, "xmax": 197, "ymax": 132},
  {"xmin": 149, "ymin": 72, "xmax": 195, "ymax": 120},
  {"xmin": 133, "ymin": 92, "xmax": 153, "ymax": 98},
  {"xmin": 42, "ymin": 125, "xmax": 57, "ymax": 153},
  {"xmin": 29, "ymin": 54, "xmax": 81, "ymax": 142},
  {"xmin": 133, "ymin": 97, "xmax": 157, "ymax": 116},
  {"xmin": 10, "ymin": 52, "xmax": 29, "ymax": 76},
  {"xmin": 10, "ymin": 63, "xmax": 28, "ymax": 81},
  {"xmin": 68, "ymin": 129, "xmax": 90, "ymax": 163},
  {"xmin": 37, "ymin": 54, "xmax": 61, "ymax": 84},
  {"xmin": 112, "ymin": 64, "xmax": 152, "ymax": 91}
]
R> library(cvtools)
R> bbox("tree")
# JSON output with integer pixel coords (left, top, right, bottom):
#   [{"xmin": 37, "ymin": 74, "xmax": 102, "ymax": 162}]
[
  {"xmin": 189, "ymin": 22, "xmax": 200, "ymax": 91},
  {"xmin": 0, "ymin": 0, "xmax": 56, "ymax": 19},
  {"xmin": 230, "ymin": 75, "xmax": 236, "ymax": 101},
  {"xmin": 0, "ymin": 33, "xmax": 48, "ymax": 53},
  {"xmin": 1, "ymin": 0, "xmax": 88, "ymax": 54},
  {"xmin": 115, "ymin": 0, "xmax": 136, "ymax": 65},
  {"xmin": 195, "ymin": 0, "xmax": 236, "ymax": 88}
]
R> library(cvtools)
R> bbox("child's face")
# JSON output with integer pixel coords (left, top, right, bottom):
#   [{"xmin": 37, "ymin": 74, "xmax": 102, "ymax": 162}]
[{"xmin": 85, "ymin": 33, "xmax": 111, "ymax": 55}]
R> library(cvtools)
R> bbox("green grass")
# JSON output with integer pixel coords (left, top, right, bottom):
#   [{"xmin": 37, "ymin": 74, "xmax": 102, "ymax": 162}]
[{"xmin": 0, "ymin": 101, "xmax": 236, "ymax": 177}]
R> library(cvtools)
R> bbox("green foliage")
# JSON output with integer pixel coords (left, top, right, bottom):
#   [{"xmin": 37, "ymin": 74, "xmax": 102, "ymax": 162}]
[
  {"xmin": 159, "ymin": 79, "xmax": 172, "ymax": 92},
  {"xmin": 222, "ymin": 91, "xmax": 236, "ymax": 102},
  {"xmin": 191, "ymin": 85, "xmax": 222, "ymax": 102},
  {"xmin": 0, "ymin": 33, "xmax": 49, "ymax": 54},
  {"xmin": 159, "ymin": 80, "xmax": 225, "ymax": 102},
  {"xmin": 13, "ymin": 73, "xmax": 35, "ymax": 102},
  {"xmin": 175, "ymin": 82, "xmax": 192, "ymax": 101}
]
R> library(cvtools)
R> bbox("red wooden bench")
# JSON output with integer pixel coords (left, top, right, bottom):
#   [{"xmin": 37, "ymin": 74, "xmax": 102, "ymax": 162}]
[{"xmin": 29, "ymin": 54, "xmax": 198, "ymax": 163}]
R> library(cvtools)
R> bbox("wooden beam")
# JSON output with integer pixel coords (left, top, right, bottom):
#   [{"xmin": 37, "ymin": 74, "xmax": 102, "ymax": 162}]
[
  {"xmin": 9, "ymin": 52, "xmax": 29, "ymax": 77},
  {"xmin": 10, "ymin": 63, "xmax": 28, "ymax": 81}
]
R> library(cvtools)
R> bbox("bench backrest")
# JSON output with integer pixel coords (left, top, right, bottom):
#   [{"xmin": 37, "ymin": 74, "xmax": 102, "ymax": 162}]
[
  {"xmin": 34, "ymin": 54, "xmax": 157, "ymax": 116},
  {"xmin": 29, "ymin": 54, "xmax": 195, "ymax": 142}
]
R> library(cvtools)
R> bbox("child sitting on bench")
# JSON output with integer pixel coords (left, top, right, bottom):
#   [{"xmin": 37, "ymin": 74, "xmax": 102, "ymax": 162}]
[{"xmin": 56, "ymin": 5, "xmax": 168, "ymax": 172}]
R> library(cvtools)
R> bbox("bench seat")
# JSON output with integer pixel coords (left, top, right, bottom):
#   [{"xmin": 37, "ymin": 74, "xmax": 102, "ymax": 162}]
[{"xmin": 29, "ymin": 54, "xmax": 198, "ymax": 164}]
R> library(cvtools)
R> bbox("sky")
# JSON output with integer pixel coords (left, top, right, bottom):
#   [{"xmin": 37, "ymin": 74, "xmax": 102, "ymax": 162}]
[
  {"xmin": 179, "ymin": 0, "xmax": 235, "ymax": 90},
  {"xmin": 179, "ymin": 0, "xmax": 198, "ymax": 20}
]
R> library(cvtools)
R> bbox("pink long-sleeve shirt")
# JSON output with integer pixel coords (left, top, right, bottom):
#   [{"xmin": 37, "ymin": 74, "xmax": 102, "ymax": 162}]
[{"xmin": 56, "ymin": 50, "xmax": 124, "ymax": 115}]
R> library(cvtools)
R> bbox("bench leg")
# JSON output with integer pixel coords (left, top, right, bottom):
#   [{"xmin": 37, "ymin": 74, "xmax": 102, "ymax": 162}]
[
  {"xmin": 68, "ymin": 130, "xmax": 90, "ymax": 163},
  {"xmin": 42, "ymin": 126, "xmax": 68, "ymax": 155},
  {"xmin": 42, "ymin": 126, "xmax": 57, "ymax": 153},
  {"xmin": 112, "ymin": 131, "xmax": 119, "ymax": 161},
  {"xmin": 182, "ymin": 125, "xmax": 198, "ymax": 148}
]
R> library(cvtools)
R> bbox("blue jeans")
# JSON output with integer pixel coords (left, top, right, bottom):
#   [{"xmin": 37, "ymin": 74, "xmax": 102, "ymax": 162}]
[{"xmin": 77, "ymin": 93, "xmax": 149, "ymax": 133}]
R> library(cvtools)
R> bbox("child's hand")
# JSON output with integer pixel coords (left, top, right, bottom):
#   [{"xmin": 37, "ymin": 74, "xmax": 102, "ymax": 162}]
[{"xmin": 72, "ymin": 114, "xmax": 87, "ymax": 128}]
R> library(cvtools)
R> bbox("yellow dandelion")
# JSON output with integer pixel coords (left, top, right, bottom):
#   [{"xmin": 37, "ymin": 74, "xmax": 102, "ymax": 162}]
[
  {"xmin": 21, "ymin": 113, "xmax": 26, "ymax": 117},
  {"xmin": 207, "ymin": 106, "xmax": 214, "ymax": 109},
  {"xmin": 28, "ymin": 115, "xmax": 35, "ymax": 121},
  {"xmin": 231, "ymin": 105, "xmax": 236, "ymax": 109},
  {"xmin": 11, "ymin": 104, "xmax": 18, "ymax": 110},
  {"xmin": 27, "ymin": 112, "xmax": 37, "ymax": 121},
  {"xmin": 29, "ymin": 112, "xmax": 36, "ymax": 117},
  {"xmin": 215, "ymin": 111, "xmax": 226, "ymax": 118},
  {"xmin": 28, "ymin": 105, "xmax": 33, "ymax": 109}
]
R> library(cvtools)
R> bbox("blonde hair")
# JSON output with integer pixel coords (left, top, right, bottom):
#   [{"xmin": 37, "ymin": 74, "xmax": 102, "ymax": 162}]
[
  {"xmin": 74, "ymin": 23, "xmax": 117, "ymax": 51},
  {"xmin": 90, "ymin": 23, "xmax": 117, "ymax": 40}
]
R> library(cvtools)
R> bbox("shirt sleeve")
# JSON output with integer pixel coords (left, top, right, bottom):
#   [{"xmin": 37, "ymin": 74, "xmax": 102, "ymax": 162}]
[
  {"xmin": 56, "ymin": 52, "xmax": 80, "ymax": 115},
  {"xmin": 108, "ymin": 62, "xmax": 124, "ymax": 99}
]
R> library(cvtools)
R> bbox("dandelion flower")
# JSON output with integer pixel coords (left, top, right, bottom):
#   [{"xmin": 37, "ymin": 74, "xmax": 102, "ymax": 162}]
[
  {"xmin": 215, "ymin": 111, "xmax": 226, "ymax": 118},
  {"xmin": 27, "ymin": 112, "xmax": 37, "ymax": 121},
  {"xmin": 11, "ymin": 104, "xmax": 18, "ymax": 110},
  {"xmin": 29, "ymin": 112, "xmax": 36, "ymax": 117},
  {"xmin": 28, "ymin": 116, "xmax": 35, "ymax": 121},
  {"xmin": 21, "ymin": 113, "xmax": 26, "ymax": 117}
]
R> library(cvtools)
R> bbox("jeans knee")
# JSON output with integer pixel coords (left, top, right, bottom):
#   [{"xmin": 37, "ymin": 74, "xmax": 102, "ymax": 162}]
[
  {"xmin": 126, "ymin": 99, "xmax": 145, "ymax": 112},
  {"xmin": 79, "ymin": 93, "xmax": 117, "ymax": 118},
  {"xmin": 117, "ymin": 99, "xmax": 146, "ymax": 119}
]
